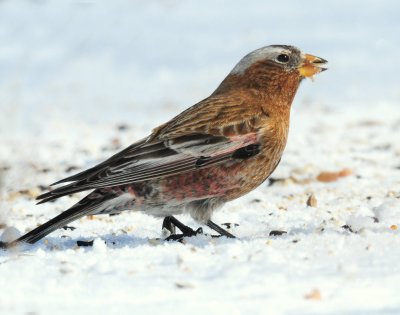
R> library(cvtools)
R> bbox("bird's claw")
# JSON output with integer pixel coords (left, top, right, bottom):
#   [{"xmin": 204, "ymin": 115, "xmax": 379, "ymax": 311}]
[
  {"xmin": 162, "ymin": 216, "xmax": 236, "ymax": 242},
  {"xmin": 164, "ymin": 226, "xmax": 204, "ymax": 242}
]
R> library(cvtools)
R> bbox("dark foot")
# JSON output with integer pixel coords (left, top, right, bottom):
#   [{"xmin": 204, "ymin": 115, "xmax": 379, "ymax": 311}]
[
  {"xmin": 162, "ymin": 216, "xmax": 203, "ymax": 241},
  {"xmin": 207, "ymin": 220, "xmax": 236, "ymax": 238},
  {"xmin": 162, "ymin": 216, "xmax": 176, "ymax": 235},
  {"xmin": 161, "ymin": 216, "xmax": 237, "ymax": 241}
]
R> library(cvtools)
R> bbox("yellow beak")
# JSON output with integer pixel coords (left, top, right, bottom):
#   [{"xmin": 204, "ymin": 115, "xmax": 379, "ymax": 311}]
[{"xmin": 298, "ymin": 53, "xmax": 328, "ymax": 78}]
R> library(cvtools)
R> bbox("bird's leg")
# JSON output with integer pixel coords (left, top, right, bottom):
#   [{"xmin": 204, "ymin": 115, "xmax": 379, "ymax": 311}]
[
  {"xmin": 162, "ymin": 216, "xmax": 177, "ymax": 235},
  {"xmin": 207, "ymin": 220, "xmax": 236, "ymax": 238},
  {"xmin": 162, "ymin": 216, "xmax": 203, "ymax": 241},
  {"xmin": 162, "ymin": 217, "xmax": 236, "ymax": 241}
]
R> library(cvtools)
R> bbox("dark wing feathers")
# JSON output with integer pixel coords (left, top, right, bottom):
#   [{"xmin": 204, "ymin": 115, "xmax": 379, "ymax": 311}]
[
  {"xmin": 37, "ymin": 94, "xmax": 263, "ymax": 205},
  {"xmin": 52, "ymin": 134, "xmax": 227, "ymax": 186},
  {"xmin": 51, "ymin": 137, "xmax": 151, "ymax": 185},
  {"xmin": 37, "ymin": 134, "xmax": 248, "ymax": 204}
]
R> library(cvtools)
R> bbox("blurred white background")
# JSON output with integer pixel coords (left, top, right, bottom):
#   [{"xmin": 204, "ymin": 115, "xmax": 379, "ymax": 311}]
[{"xmin": 0, "ymin": 0, "xmax": 399, "ymax": 133}]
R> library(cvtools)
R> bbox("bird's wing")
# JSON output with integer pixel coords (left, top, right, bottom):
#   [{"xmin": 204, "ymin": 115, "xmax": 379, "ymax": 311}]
[
  {"xmin": 152, "ymin": 93, "xmax": 260, "ymax": 139},
  {"xmin": 51, "ymin": 137, "xmax": 150, "ymax": 185},
  {"xmin": 37, "ymin": 94, "xmax": 264, "ymax": 204}
]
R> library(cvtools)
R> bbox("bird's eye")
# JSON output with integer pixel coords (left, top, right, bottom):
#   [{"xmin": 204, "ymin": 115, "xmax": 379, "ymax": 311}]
[{"xmin": 276, "ymin": 54, "xmax": 290, "ymax": 64}]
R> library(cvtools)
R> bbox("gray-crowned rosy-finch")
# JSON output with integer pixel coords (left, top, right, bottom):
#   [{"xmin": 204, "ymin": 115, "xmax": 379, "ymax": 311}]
[{"xmin": 2, "ymin": 45, "xmax": 327, "ymax": 248}]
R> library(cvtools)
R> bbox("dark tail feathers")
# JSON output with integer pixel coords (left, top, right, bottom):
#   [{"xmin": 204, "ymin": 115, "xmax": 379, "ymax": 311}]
[{"xmin": 1, "ymin": 193, "xmax": 107, "ymax": 249}]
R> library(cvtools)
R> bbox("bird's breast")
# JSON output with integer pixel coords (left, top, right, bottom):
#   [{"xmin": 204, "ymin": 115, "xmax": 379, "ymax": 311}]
[{"xmin": 224, "ymin": 118, "xmax": 290, "ymax": 199}]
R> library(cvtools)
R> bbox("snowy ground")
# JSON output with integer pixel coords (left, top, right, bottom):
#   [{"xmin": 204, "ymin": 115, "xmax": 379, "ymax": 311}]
[{"xmin": 1, "ymin": 1, "xmax": 400, "ymax": 314}]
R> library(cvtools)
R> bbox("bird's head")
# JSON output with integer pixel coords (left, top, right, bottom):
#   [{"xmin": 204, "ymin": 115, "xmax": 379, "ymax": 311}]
[
  {"xmin": 230, "ymin": 45, "xmax": 328, "ymax": 79},
  {"xmin": 214, "ymin": 45, "xmax": 327, "ymax": 100}
]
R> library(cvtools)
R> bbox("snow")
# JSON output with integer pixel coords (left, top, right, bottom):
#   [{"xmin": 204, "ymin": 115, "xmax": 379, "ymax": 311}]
[{"xmin": 1, "ymin": 0, "xmax": 400, "ymax": 314}]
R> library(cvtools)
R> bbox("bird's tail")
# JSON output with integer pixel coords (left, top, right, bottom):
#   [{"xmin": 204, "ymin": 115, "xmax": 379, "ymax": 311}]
[{"xmin": 1, "ymin": 192, "xmax": 110, "ymax": 249}]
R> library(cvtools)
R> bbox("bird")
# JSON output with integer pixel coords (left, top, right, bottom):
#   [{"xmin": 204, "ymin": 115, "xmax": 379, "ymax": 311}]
[{"xmin": 1, "ymin": 45, "xmax": 327, "ymax": 248}]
